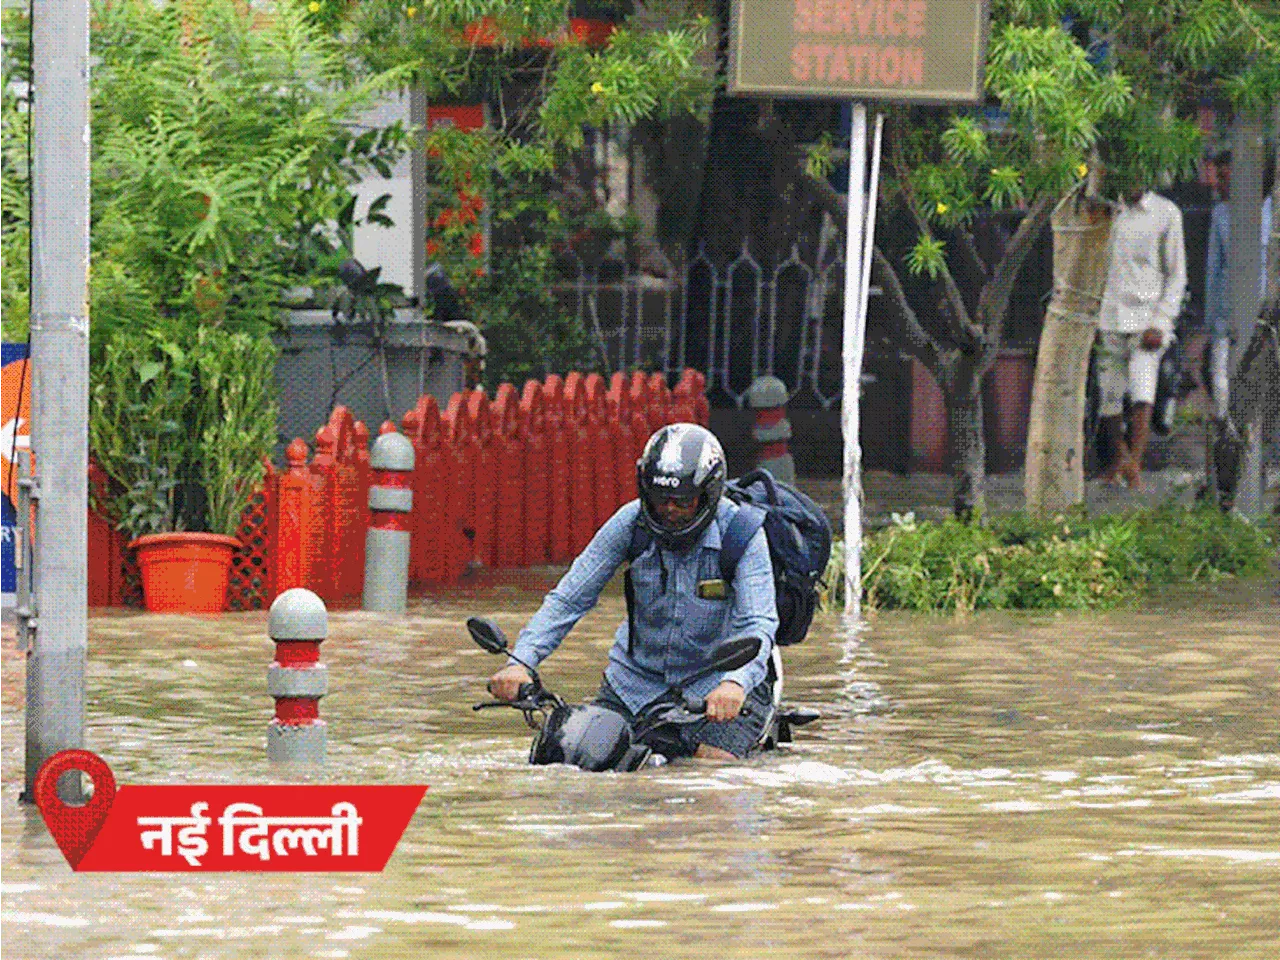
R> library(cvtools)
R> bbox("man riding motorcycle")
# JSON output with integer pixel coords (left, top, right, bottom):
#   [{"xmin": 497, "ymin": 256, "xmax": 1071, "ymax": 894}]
[{"xmin": 488, "ymin": 424, "xmax": 777, "ymax": 761}]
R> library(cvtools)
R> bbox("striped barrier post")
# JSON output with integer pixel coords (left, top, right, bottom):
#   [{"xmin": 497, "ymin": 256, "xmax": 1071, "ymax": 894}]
[
  {"xmin": 362, "ymin": 425, "xmax": 415, "ymax": 613},
  {"xmin": 267, "ymin": 588, "xmax": 328, "ymax": 764},
  {"xmin": 748, "ymin": 375, "xmax": 796, "ymax": 483}
]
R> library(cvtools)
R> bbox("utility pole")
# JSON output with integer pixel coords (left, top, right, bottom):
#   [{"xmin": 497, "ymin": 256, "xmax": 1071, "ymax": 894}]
[{"xmin": 22, "ymin": 0, "xmax": 91, "ymax": 802}]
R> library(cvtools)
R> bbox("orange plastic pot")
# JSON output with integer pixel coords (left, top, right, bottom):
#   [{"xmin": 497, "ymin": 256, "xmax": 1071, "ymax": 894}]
[{"xmin": 130, "ymin": 532, "xmax": 239, "ymax": 614}]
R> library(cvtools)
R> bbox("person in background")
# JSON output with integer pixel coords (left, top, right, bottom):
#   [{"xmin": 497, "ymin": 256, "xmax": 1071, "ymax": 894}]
[
  {"xmin": 1203, "ymin": 149, "xmax": 1274, "ymax": 421},
  {"xmin": 1095, "ymin": 167, "xmax": 1188, "ymax": 490}
]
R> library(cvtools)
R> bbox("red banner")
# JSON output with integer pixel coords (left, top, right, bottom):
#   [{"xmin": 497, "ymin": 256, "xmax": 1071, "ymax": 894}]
[{"xmin": 35, "ymin": 750, "xmax": 426, "ymax": 872}]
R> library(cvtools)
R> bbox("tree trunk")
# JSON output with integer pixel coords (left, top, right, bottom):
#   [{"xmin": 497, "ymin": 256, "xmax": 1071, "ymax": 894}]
[
  {"xmin": 1024, "ymin": 189, "xmax": 1112, "ymax": 514},
  {"xmin": 946, "ymin": 355, "xmax": 986, "ymax": 518},
  {"xmin": 1214, "ymin": 111, "xmax": 1279, "ymax": 515}
]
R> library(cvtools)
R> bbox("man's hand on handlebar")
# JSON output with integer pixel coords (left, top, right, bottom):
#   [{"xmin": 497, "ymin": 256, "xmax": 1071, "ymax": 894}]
[
  {"xmin": 488, "ymin": 664, "xmax": 533, "ymax": 702},
  {"xmin": 705, "ymin": 680, "xmax": 745, "ymax": 722}
]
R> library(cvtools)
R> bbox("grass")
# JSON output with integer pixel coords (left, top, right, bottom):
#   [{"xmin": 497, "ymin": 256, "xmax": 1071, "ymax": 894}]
[{"xmin": 823, "ymin": 504, "xmax": 1277, "ymax": 614}]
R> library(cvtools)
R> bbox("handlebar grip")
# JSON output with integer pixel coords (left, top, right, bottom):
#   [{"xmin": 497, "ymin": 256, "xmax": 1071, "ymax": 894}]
[
  {"xmin": 516, "ymin": 682, "xmax": 538, "ymax": 701},
  {"xmin": 683, "ymin": 697, "xmax": 706, "ymax": 715}
]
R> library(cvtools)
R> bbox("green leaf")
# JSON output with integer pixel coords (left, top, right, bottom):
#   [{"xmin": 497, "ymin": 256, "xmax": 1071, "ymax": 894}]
[
  {"xmin": 906, "ymin": 235, "xmax": 947, "ymax": 280},
  {"xmin": 137, "ymin": 361, "xmax": 162, "ymax": 385}
]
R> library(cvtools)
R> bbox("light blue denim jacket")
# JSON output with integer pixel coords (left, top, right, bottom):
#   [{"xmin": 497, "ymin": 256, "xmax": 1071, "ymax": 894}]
[{"xmin": 512, "ymin": 499, "xmax": 778, "ymax": 714}]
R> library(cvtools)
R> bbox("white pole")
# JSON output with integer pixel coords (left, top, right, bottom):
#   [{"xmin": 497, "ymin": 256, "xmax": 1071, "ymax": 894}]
[
  {"xmin": 841, "ymin": 104, "xmax": 868, "ymax": 616},
  {"xmin": 857, "ymin": 115, "xmax": 884, "ymax": 347},
  {"xmin": 24, "ymin": 0, "xmax": 91, "ymax": 802}
]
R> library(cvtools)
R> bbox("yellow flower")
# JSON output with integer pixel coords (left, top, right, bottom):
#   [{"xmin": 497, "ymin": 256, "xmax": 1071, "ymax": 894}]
[
  {"xmin": 1076, "ymin": 162, "xmax": 1089, "ymax": 178},
  {"xmin": 935, "ymin": 201, "xmax": 949, "ymax": 215},
  {"xmin": 591, "ymin": 81, "xmax": 605, "ymax": 94},
  {"xmin": 307, "ymin": 1, "xmax": 320, "ymax": 11},
  {"xmin": 406, "ymin": 5, "xmax": 417, "ymax": 17}
]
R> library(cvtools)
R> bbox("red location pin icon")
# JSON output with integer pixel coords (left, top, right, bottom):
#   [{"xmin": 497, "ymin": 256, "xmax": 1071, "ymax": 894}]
[{"xmin": 33, "ymin": 749, "xmax": 117, "ymax": 869}]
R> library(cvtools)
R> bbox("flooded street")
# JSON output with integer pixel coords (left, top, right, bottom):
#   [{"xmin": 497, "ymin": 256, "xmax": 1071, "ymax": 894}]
[{"xmin": 3, "ymin": 573, "xmax": 1279, "ymax": 959}]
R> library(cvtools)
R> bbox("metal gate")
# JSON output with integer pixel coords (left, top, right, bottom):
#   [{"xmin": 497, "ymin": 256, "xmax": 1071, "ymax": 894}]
[{"xmin": 552, "ymin": 229, "xmax": 850, "ymax": 408}]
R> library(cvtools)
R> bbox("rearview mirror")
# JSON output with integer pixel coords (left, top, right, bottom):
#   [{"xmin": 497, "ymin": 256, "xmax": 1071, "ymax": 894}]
[{"xmin": 467, "ymin": 617, "xmax": 509, "ymax": 655}]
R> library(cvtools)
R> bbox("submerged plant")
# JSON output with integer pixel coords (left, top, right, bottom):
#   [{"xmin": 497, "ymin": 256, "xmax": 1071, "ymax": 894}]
[{"xmin": 822, "ymin": 506, "xmax": 1276, "ymax": 615}]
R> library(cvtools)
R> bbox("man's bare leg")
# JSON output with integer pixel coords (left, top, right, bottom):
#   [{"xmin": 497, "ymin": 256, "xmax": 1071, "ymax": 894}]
[
  {"xmin": 1100, "ymin": 414, "xmax": 1133, "ymax": 484},
  {"xmin": 1124, "ymin": 402, "xmax": 1153, "ymax": 491}
]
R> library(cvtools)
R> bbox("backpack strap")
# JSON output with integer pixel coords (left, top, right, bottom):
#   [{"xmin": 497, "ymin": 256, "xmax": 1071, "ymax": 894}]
[
  {"xmin": 718, "ymin": 503, "xmax": 767, "ymax": 585},
  {"xmin": 626, "ymin": 523, "xmax": 653, "ymax": 563},
  {"xmin": 623, "ymin": 523, "xmax": 653, "ymax": 658}
]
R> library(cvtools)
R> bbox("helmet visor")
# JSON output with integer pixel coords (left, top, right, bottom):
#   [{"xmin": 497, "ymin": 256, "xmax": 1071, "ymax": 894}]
[{"xmin": 644, "ymin": 489, "xmax": 702, "ymax": 532}]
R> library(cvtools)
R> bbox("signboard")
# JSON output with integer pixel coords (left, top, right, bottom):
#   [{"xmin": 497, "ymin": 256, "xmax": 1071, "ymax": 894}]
[
  {"xmin": 728, "ymin": 0, "xmax": 988, "ymax": 104},
  {"xmin": 2, "ymin": 342, "xmax": 31, "ymax": 601}
]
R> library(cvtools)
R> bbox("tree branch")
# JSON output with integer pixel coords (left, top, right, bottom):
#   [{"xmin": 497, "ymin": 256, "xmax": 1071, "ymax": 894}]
[
  {"xmin": 975, "ymin": 191, "xmax": 1055, "ymax": 369},
  {"xmin": 953, "ymin": 224, "xmax": 990, "ymax": 286},
  {"xmin": 887, "ymin": 112, "xmax": 984, "ymax": 351},
  {"xmin": 872, "ymin": 245, "xmax": 957, "ymax": 391},
  {"xmin": 754, "ymin": 103, "xmax": 952, "ymax": 388}
]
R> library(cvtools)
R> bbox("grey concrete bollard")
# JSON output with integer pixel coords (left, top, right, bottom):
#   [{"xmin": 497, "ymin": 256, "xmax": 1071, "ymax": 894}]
[
  {"xmin": 747, "ymin": 376, "xmax": 796, "ymax": 483},
  {"xmin": 267, "ymin": 588, "xmax": 328, "ymax": 765},
  {"xmin": 363, "ymin": 427, "xmax": 415, "ymax": 613}
]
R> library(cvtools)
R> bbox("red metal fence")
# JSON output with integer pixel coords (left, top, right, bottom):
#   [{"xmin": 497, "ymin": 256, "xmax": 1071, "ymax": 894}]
[{"xmin": 87, "ymin": 369, "xmax": 709, "ymax": 610}]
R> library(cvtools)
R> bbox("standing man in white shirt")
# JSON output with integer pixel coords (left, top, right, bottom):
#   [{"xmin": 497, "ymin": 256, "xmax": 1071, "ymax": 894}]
[{"xmin": 1095, "ymin": 171, "xmax": 1188, "ymax": 490}]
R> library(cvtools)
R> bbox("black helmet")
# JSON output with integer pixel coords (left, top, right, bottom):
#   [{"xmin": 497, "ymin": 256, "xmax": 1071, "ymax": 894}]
[{"xmin": 636, "ymin": 423, "xmax": 726, "ymax": 550}]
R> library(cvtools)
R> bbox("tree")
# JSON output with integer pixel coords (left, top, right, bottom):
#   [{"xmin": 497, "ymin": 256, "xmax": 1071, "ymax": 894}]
[
  {"xmin": 312, "ymin": 0, "xmax": 717, "ymax": 383},
  {"xmin": 1021, "ymin": 0, "xmax": 1280, "ymax": 514},
  {"xmin": 94, "ymin": 0, "xmax": 412, "ymax": 339},
  {"xmin": 2, "ymin": 0, "xmax": 411, "ymax": 351},
  {"xmin": 0, "ymin": 40, "xmax": 30, "ymax": 337},
  {"xmin": 791, "ymin": 5, "xmax": 1138, "ymax": 517}
]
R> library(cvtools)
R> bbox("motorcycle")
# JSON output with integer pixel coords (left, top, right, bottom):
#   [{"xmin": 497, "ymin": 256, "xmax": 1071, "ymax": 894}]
[{"xmin": 467, "ymin": 617, "xmax": 820, "ymax": 772}]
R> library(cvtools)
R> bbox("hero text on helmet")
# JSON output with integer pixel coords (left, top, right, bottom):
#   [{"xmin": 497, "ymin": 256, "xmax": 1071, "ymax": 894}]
[{"xmin": 636, "ymin": 423, "xmax": 726, "ymax": 550}]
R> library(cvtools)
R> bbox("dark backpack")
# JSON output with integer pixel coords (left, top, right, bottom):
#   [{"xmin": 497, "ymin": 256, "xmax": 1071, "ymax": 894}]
[{"xmin": 626, "ymin": 468, "xmax": 833, "ymax": 647}]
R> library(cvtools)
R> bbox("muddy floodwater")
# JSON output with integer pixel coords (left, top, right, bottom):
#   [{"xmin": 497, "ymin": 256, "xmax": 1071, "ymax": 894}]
[{"xmin": 2, "ymin": 572, "xmax": 1279, "ymax": 959}]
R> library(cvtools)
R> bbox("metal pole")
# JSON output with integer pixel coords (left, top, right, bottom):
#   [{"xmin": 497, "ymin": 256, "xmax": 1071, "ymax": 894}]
[
  {"xmin": 841, "ymin": 104, "xmax": 867, "ymax": 616},
  {"xmin": 23, "ymin": 0, "xmax": 91, "ymax": 803}
]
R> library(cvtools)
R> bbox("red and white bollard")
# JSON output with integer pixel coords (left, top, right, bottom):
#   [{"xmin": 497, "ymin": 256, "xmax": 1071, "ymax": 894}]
[
  {"xmin": 363, "ymin": 424, "xmax": 415, "ymax": 613},
  {"xmin": 267, "ymin": 588, "xmax": 328, "ymax": 764},
  {"xmin": 748, "ymin": 375, "xmax": 796, "ymax": 482}
]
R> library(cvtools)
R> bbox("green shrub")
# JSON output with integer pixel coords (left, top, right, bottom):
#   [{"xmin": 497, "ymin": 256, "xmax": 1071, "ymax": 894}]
[
  {"xmin": 823, "ymin": 506, "xmax": 1277, "ymax": 614},
  {"xmin": 89, "ymin": 327, "xmax": 278, "ymax": 541}
]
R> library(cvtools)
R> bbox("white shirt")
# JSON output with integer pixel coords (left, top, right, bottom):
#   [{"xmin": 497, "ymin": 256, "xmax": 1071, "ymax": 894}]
[{"xmin": 1098, "ymin": 191, "xmax": 1187, "ymax": 335}]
